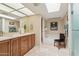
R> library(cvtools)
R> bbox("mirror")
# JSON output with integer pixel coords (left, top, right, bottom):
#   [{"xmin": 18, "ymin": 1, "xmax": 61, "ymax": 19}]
[{"xmin": 0, "ymin": 18, "xmax": 20, "ymax": 37}]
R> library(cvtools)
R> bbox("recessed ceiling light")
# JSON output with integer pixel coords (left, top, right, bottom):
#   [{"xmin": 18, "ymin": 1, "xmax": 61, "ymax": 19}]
[
  {"xmin": 0, "ymin": 14, "xmax": 15, "ymax": 19},
  {"xmin": 19, "ymin": 8, "xmax": 35, "ymax": 16},
  {"xmin": 5, "ymin": 3, "xmax": 24, "ymax": 9},
  {"xmin": 45, "ymin": 3, "xmax": 61, "ymax": 13},
  {"xmin": 11, "ymin": 11, "xmax": 25, "ymax": 17},
  {"xmin": 0, "ymin": 4, "xmax": 13, "ymax": 12}
]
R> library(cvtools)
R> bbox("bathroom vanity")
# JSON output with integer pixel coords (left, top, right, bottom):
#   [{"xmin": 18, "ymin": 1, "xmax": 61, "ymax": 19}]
[{"xmin": 0, "ymin": 33, "xmax": 35, "ymax": 56}]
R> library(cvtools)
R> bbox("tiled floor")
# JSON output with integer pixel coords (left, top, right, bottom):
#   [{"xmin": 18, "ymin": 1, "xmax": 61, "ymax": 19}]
[{"xmin": 24, "ymin": 44, "xmax": 70, "ymax": 56}]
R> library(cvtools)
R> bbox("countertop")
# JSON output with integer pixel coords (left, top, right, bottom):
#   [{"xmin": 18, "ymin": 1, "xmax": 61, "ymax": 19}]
[{"xmin": 0, "ymin": 32, "xmax": 35, "ymax": 41}]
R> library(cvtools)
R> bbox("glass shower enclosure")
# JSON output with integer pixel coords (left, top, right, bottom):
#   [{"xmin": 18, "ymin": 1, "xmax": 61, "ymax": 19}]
[{"xmin": 71, "ymin": 3, "xmax": 79, "ymax": 56}]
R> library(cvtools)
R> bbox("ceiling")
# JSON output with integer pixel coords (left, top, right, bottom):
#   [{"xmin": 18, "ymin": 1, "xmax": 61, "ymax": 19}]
[{"xmin": 0, "ymin": 3, "xmax": 68, "ymax": 20}]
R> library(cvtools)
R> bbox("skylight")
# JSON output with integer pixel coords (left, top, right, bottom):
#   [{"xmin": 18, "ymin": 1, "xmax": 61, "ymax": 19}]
[
  {"xmin": 5, "ymin": 3, "xmax": 24, "ymax": 9},
  {"xmin": 0, "ymin": 4, "xmax": 13, "ymax": 12},
  {"xmin": 45, "ymin": 3, "xmax": 61, "ymax": 13},
  {"xmin": 11, "ymin": 11, "xmax": 25, "ymax": 17},
  {"xmin": 19, "ymin": 8, "xmax": 35, "ymax": 16},
  {"xmin": 0, "ymin": 14, "xmax": 15, "ymax": 19}
]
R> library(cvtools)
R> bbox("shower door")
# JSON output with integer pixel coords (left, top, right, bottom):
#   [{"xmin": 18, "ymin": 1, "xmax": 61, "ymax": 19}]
[{"xmin": 72, "ymin": 3, "xmax": 79, "ymax": 56}]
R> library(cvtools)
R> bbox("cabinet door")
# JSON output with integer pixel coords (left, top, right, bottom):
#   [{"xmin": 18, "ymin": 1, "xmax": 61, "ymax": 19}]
[
  {"xmin": 28, "ymin": 35, "xmax": 32, "ymax": 50},
  {"xmin": 0, "ymin": 40, "xmax": 10, "ymax": 56},
  {"xmin": 31, "ymin": 34, "xmax": 35, "ymax": 48},
  {"xmin": 10, "ymin": 37, "xmax": 20, "ymax": 56},
  {"xmin": 21, "ymin": 36, "xmax": 29, "ymax": 56}
]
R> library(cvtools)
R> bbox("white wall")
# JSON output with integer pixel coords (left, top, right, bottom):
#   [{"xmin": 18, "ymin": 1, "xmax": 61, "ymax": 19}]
[
  {"xmin": 46, "ymin": 18, "xmax": 65, "ymax": 34},
  {"xmin": 20, "ymin": 17, "xmax": 29, "ymax": 33},
  {"xmin": 20, "ymin": 15, "xmax": 42, "ymax": 46},
  {"xmin": 28, "ymin": 15, "xmax": 41, "ymax": 46}
]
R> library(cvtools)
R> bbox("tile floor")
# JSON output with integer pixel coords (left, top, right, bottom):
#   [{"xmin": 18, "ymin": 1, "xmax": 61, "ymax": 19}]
[{"xmin": 24, "ymin": 44, "xmax": 70, "ymax": 56}]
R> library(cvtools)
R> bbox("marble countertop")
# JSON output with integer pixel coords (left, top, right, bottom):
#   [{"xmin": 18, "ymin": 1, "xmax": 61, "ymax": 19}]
[{"xmin": 0, "ymin": 32, "xmax": 35, "ymax": 41}]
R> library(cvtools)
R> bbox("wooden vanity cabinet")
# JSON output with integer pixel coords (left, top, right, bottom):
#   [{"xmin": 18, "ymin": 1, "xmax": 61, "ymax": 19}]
[
  {"xmin": 10, "ymin": 37, "xmax": 21, "ymax": 56},
  {"xmin": 0, "ymin": 34, "xmax": 35, "ymax": 56},
  {"xmin": 0, "ymin": 40, "xmax": 10, "ymax": 56}
]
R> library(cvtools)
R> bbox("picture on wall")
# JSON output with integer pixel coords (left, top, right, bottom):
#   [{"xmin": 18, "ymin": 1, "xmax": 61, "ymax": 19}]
[{"xmin": 50, "ymin": 22, "xmax": 58, "ymax": 30}]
